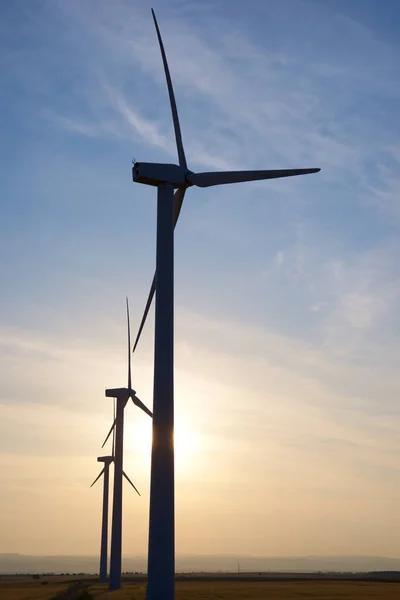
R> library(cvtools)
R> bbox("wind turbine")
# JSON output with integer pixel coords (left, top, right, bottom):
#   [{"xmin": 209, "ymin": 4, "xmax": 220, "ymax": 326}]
[
  {"xmin": 103, "ymin": 298, "xmax": 152, "ymax": 590},
  {"xmin": 91, "ymin": 400, "xmax": 141, "ymax": 584},
  {"xmin": 132, "ymin": 10, "xmax": 321, "ymax": 600}
]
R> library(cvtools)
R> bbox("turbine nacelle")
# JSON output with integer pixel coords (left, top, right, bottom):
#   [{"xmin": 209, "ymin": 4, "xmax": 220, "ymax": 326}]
[
  {"xmin": 105, "ymin": 387, "xmax": 135, "ymax": 399},
  {"xmin": 97, "ymin": 455, "xmax": 113, "ymax": 464},
  {"xmin": 132, "ymin": 162, "xmax": 192, "ymax": 188}
]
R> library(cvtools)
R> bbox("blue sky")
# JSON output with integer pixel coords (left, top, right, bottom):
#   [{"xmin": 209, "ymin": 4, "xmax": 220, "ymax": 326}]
[{"xmin": 1, "ymin": 0, "xmax": 400, "ymax": 558}]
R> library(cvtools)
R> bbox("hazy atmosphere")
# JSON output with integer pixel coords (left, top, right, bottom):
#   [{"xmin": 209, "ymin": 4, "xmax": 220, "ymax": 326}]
[{"xmin": 1, "ymin": 0, "xmax": 400, "ymax": 564}]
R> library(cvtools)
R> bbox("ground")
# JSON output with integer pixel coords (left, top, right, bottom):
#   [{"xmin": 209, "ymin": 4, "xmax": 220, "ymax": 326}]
[{"xmin": 1, "ymin": 574, "xmax": 399, "ymax": 600}]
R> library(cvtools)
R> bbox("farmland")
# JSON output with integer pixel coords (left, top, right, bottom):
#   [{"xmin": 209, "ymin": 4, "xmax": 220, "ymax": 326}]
[{"xmin": 1, "ymin": 574, "xmax": 399, "ymax": 600}]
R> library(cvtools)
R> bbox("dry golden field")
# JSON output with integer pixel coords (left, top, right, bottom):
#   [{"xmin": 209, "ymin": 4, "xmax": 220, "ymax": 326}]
[
  {"xmin": 89, "ymin": 580, "xmax": 399, "ymax": 599},
  {"xmin": 0, "ymin": 576, "xmax": 69, "ymax": 600},
  {"xmin": 1, "ymin": 576, "xmax": 399, "ymax": 600}
]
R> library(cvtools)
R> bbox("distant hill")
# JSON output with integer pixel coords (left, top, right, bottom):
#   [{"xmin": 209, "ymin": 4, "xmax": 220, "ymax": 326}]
[{"xmin": 0, "ymin": 553, "xmax": 399, "ymax": 574}]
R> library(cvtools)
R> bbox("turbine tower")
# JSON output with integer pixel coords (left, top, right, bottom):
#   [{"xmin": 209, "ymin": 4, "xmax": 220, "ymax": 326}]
[
  {"xmin": 103, "ymin": 298, "xmax": 152, "ymax": 590},
  {"xmin": 91, "ymin": 455, "xmax": 113, "ymax": 583},
  {"xmin": 91, "ymin": 401, "xmax": 141, "ymax": 584},
  {"xmin": 132, "ymin": 10, "xmax": 321, "ymax": 600}
]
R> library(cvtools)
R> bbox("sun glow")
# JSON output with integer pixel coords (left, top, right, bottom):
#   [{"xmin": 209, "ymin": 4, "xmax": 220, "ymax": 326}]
[{"xmin": 126, "ymin": 415, "xmax": 200, "ymax": 471}]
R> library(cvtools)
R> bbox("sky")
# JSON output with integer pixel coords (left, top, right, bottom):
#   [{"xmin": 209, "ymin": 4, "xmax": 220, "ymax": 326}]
[{"xmin": 1, "ymin": 0, "xmax": 400, "ymax": 561}]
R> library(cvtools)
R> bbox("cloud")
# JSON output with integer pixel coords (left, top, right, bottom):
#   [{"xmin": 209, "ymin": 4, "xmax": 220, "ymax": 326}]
[
  {"xmin": 42, "ymin": 111, "xmax": 124, "ymax": 139},
  {"xmin": 5, "ymin": 0, "xmax": 397, "ymax": 225},
  {"xmin": 22, "ymin": 0, "xmax": 395, "ymax": 225}
]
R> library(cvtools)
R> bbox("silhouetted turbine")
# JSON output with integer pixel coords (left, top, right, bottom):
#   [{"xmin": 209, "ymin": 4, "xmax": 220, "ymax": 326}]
[
  {"xmin": 103, "ymin": 298, "xmax": 152, "ymax": 591},
  {"xmin": 132, "ymin": 10, "xmax": 320, "ymax": 600},
  {"xmin": 91, "ymin": 396, "xmax": 140, "ymax": 584}
]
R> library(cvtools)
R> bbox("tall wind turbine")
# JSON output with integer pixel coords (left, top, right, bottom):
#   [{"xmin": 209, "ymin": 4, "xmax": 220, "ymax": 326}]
[
  {"xmin": 132, "ymin": 10, "xmax": 321, "ymax": 600},
  {"xmin": 91, "ymin": 401, "xmax": 141, "ymax": 584},
  {"xmin": 104, "ymin": 298, "xmax": 152, "ymax": 590}
]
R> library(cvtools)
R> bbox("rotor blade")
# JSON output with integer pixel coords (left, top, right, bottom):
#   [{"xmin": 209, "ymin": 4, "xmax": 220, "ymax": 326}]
[
  {"xmin": 90, "ymin": 467, "xmax": 105, "ymax": 488},
  {"xmin": 126, "ymin": 297, "xmax": 132, "ymax": 390},
  {"xmin": 132, "ymin": 188, "xmax": 186, "ymax": 354},
  {"xmin": 172, "ymin": 187, "xmax": 186, "ymax": 228},
  {"xmin": 151, "ymin": 9, "xmax": 187, "ymax": 170},
  {"xmin": 112, "ymin": 398, "xmax": 116, "ymax": 458},
  {"xmin": 102, "ymin": 419, "xmax": 116, "ymax": 449},
  {"xmin": 132, "ymin": 395, "xmax": 153, "ymax": 419},
  {"xmin": 123, "ymin": 471, "xmax": 141, "ymax": 496},
  {"xmin": 187, "ymin": 168, "xmax": 321, "ymax": 188},
  {"xmin": 132, "ymin": 273, "xmax": 155, "ymax": 355}
]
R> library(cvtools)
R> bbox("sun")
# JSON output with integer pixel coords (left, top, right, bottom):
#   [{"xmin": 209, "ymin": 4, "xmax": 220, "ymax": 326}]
[{"xmin": 126, "ymin": 416, "xmax": 199, "ymax": 471}]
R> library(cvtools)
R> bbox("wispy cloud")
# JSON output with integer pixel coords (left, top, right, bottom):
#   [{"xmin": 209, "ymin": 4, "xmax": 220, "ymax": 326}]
[
  {"xmin": 43, "ymin": 111, "xmax": 124, "ymax": 139},
  {"xmin": 23, "ymin": 0, "xmax": 397, "ymax": 214}
]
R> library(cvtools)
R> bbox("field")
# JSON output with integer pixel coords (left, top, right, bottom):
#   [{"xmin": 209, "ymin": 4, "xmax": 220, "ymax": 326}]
[{"xmin": 1, "ymin": 575, "xmax": 399, "ymax": 600}]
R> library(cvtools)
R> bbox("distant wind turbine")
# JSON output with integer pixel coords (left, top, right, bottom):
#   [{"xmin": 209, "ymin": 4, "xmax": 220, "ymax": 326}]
[
  {"xmin": 130, "ymin": 10, "xmax": 321, "ymax": 600},
  {"xmin": 91, "ymin": 399, "xmax": 140, "ymax": 584},
  {"xmin": 103, "ymin": 298, "xmax": 152, "ymax": 590}
]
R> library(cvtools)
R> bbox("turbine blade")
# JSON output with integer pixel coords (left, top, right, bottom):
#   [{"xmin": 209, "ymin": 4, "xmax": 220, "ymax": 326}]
[
  {"xmin": 123, "ymin": 470, "xmax": 141, "ymax": 496},
  {"xmin": 90, "ymin": 467, "xmax": 105, "ymax": 488},
  {"xmin": 151, "ymin": 9, "xmax": 187, "ymax": 170},
  {"xmin": 132, "ymin": 395, "xmax": 153, "ymax": 419},
  {"xmin": 187, "ymin": 168, "xmax": 321, "ymax": 188},
  {"xmin": 102, "ymin": 419, "xmax": 116, "ymax": 449},
  {"xmin": 126, "ymin": 297, "xmax": 132, "ymax": 390},
  {"xmin": 132, "ymin": 273, "xmax": 155, "ymax": 354},
  {"xmin": 132, "ymin": 188, "xmax": 186, "ymax": 353},
  {"xmin": 172, "ymin": 187, "xmax": 186, "ymax": 228}
]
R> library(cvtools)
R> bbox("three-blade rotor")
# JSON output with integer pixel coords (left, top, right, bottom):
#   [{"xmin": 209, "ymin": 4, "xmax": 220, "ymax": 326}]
[
  {"xmin": 102, "ymin": 298, "xmax": 153, "ymax": 449},
  {"xmin": 132, "ymin": 10, "xmax": 321, "ymax": 353},
  {"xmin": 92, "ymin": 400, "xmax": 141, "ymax": 496}
]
